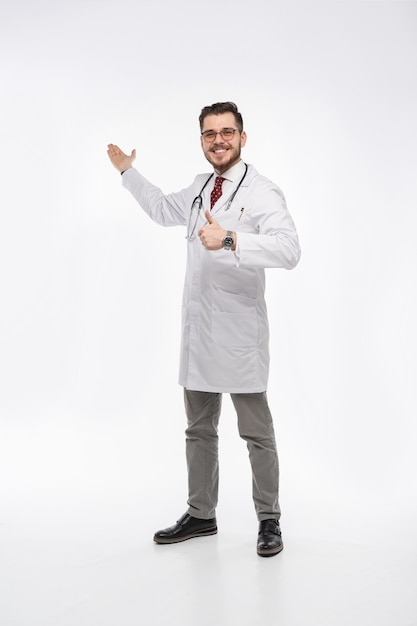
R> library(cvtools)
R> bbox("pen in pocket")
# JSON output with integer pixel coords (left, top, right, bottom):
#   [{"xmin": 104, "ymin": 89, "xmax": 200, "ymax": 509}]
[{"xmin": 238, "ymin": 208, "xmax": 245, "ymax": 221}]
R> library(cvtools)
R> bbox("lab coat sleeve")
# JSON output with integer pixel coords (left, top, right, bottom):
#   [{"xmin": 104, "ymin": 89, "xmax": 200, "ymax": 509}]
[
  {"xmin": 235, "ymin": 185, "xmax": 301, "ymax": 269},
  {"xmin": 121, "ymin": 167, "xmax": 191, "ymax": 227}
]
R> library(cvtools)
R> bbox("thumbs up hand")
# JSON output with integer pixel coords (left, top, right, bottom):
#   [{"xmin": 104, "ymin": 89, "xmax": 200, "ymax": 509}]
[{"xmin": 198, "ymin": 210, "xmax": 235, "ymax": 251}]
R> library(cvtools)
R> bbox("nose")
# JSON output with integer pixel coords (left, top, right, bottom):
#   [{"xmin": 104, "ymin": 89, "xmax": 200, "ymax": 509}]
[{"xmin": 212, "ymin": 131, "xmax": 225, "ymax": 143}]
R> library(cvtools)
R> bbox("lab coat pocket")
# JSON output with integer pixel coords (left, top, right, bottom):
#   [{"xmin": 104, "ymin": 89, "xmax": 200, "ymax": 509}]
[
  {"xmin": 211, "ymin": 311, "xmax": 259, "ymax": 348},
  {"xmin": 211, "ymin": 289, "xmax": 258, "ymax": 348}
]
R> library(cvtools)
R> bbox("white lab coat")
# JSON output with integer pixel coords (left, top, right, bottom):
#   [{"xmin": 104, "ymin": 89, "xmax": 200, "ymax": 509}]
[{"xmin": 122, "ymin": 163, "xmax": 300, "ymax": 393}]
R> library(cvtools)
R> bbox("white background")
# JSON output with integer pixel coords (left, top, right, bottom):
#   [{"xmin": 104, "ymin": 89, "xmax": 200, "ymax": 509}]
[{"xmin": 1, "ymin": 1, "xmax": 416, "ymax": 624}]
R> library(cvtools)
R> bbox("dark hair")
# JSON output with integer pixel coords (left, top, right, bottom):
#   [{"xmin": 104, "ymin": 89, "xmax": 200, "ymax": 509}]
[{"xmin": 199, "ymin": 102, "xmax": 243, "ymax": 132}]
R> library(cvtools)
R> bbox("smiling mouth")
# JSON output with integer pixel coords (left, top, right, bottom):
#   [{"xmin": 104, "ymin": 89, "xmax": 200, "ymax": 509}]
[{"xmin": 212, "ymin": 148, "xmax": 227, "ymax": 154}]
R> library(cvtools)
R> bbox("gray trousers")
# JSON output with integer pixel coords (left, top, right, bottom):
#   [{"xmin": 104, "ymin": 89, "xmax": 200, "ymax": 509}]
[{"xmin": 184, "ymin": 389, "xmax": 281, "ymax": 522}]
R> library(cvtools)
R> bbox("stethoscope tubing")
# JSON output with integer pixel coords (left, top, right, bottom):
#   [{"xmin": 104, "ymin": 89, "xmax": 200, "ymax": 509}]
[{"xmin": 186, "ymin": 163, "xmax": 248, "ymax": 241}]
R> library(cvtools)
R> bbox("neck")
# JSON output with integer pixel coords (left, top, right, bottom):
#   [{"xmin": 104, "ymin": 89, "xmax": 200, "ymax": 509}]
[{"xmin": 214, "ymin": 158, "xmax": 242, "ymax": 176}]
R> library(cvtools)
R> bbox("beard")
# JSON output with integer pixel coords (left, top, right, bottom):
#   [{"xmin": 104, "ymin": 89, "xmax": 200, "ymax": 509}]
[{"xmin": 203, "ymin": 142, "xmax": 242, "ymax": 174}]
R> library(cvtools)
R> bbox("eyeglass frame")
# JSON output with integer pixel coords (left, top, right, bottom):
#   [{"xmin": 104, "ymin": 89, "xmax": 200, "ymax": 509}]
[{"xmin": 201, "ymin": 128, "xmax": 242, "ymax": 142}]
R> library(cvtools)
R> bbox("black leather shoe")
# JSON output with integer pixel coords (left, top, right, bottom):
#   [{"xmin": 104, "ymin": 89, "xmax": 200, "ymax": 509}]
[
  {"xmin": 257, "ymin": 519, "xmax": 283, "ymax": 557},
  {"xmin": 153, "ymin": 513, "xmax": 217, "ymax": 544}
]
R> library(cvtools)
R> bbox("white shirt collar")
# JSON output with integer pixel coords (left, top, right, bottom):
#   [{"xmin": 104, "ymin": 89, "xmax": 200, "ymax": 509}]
[{"xmin": 215, "ymin": 159, "xmax": 246, "ymax": 183}]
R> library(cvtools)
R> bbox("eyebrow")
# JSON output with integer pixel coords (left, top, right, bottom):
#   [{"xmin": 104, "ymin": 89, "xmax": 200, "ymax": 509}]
[{"xmin": 202, "ymin": 127, "xmax": 236, "ymax": 132}]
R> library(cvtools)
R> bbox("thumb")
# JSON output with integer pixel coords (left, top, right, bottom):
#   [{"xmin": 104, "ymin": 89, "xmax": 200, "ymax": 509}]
[
  {"xmin": 131, "ymin": 149, "xmax": 136, "ymax": 161},
  {"xmin": 205, "ymin": 209, "xmax": 216, "ymax": 224}
]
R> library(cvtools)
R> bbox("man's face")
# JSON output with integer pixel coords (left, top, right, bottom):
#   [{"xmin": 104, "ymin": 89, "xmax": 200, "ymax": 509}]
[{"xmin": 200, "ymin": 112, "xmax": 247, "ymax": 174}]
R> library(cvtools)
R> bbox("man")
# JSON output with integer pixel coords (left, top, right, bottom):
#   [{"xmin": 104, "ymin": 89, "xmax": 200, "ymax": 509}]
[{"xmin": 107, "ymin": 102, "xmax": 300, "ymax": 557}]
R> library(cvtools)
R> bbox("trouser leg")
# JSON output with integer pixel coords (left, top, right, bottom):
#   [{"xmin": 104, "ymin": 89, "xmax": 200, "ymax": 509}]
[
  {"xmin": 230, "ymin": 392, "xmax": 281, "ymax": 521},
  {"xmin": 184, "ymin": 389, "xmax": 222, "ymax": 519}
]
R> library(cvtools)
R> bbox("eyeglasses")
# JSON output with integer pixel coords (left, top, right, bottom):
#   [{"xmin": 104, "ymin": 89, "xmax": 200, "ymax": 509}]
[{"xmin": 201, "ymin": 128, "xmax": 241, "ymax": 142}]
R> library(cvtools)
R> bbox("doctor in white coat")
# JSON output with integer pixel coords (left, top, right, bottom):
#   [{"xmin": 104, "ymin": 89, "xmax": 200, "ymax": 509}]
[{"xmin": 107, "ymin": 102, "xmax": 300, "ymax": 557}]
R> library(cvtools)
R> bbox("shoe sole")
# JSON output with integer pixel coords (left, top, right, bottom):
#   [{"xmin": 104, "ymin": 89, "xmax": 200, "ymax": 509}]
[
  {"xmin": 153, "ymin": 527, "xmax": 218, "ymax": 544},
  {"xmin": 257, "ymin": 543, "xmax": 284, "ymax": 557}
]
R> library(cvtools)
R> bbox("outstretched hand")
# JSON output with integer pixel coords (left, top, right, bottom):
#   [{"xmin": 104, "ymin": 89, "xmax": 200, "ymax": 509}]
[
  {"xmin": 107, "ymin": 144, "xmax": 136, "ymax": 172},
  {"xmin": 198, "ymin": 210, "xmax": 229, "ymax": 251}
]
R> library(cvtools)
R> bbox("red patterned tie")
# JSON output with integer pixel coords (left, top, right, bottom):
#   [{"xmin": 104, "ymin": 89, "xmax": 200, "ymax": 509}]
[{"xmin": 210, "ymin": 176, "xmax": 225, "ymax": 210}]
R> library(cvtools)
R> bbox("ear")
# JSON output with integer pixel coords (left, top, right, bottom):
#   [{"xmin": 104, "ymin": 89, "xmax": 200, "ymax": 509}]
[{"xmin": 240, "ymin": 131, "xmax": 247, "ymax": 148}]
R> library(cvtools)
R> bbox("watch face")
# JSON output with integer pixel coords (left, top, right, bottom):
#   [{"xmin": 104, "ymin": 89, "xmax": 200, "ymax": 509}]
[{"xmin": 223, "ymin": 236, "xmax": 233, "ymax": 249}]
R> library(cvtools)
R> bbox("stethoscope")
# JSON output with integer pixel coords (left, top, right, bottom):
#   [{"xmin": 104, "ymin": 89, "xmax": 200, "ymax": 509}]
[{"xmin": 186, "ymin": 163, "xmax": 249, "ymax": 241}]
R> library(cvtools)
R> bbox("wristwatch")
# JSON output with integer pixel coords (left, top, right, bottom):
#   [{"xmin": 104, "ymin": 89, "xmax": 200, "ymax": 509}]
[{"xmin": 222, "ymin": 231, "xmax": 234, "ymax": 250}]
